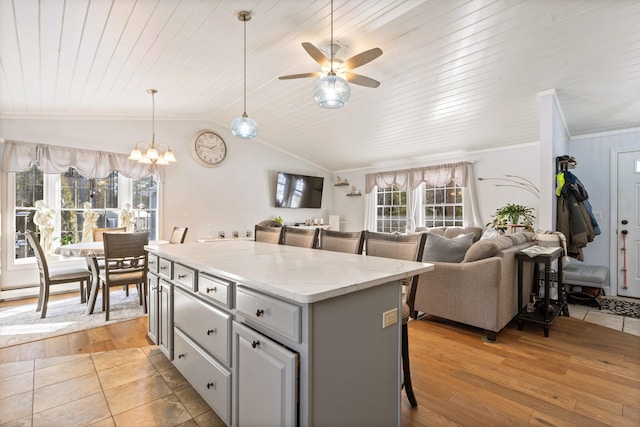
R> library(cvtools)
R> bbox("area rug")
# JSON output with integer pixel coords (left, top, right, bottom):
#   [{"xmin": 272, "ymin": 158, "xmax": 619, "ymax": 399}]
[
  {"xmin": 599, "ymin": 297, "xmax": 640, "ymax": 319},
  {"xmin": 0, "ymin": 291, "xmax": 147, "ymax": 348}
]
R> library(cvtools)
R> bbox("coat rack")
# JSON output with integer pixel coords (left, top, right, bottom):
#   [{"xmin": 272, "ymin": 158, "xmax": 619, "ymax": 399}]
[{"xmin": 556, "ymin": 155, "xmax": 577, "ymax": 173}]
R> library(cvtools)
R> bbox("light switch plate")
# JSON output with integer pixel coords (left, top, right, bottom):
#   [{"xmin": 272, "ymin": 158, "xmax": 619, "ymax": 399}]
[{"xmin": 382, "ymin": 308, "xmax": 398, "ymax": 328}]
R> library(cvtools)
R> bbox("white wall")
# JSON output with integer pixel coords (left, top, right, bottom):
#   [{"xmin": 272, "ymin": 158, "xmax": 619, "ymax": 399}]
[{"xmin": 0, "ymin": 118, "xmax": 333, "ymax": 287}]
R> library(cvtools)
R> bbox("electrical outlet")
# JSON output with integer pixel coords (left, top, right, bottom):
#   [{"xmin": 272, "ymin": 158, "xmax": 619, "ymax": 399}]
[
  {"xmin": 382, "ymin": 308, "xmax": 398, "ymax": 328},
  {"xmin": 594, "ymin": 211, "xmax": 603, "ymax": 221}
]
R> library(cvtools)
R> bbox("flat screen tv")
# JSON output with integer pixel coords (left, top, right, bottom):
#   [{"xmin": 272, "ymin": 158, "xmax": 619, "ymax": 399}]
[{"xmin": 275, "ymin": 171, "xmax": 324, "ymax": 208}]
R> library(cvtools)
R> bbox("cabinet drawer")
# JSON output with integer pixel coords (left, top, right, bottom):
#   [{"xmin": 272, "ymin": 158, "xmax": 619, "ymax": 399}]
[
  {"xmin": 198, "ymin": 273, "xmax": 232, "ymax": 308},
  {"xmin": 174, "ymin": 263, "xmax": 196, "ymax": 291},
  {"xmin": 174, "ymin": 287, "xmax": 231, "ymax": 366},
  {"xmin": 236, "ymin": 287, "xmax": 301, "ymax": 343},
  {"xmin": 147, "ymin": 253, "xmax": 158, "ymax": 274},
  {"xmin": 174, "ymin": 328, "xmax": 231, "ymax": 425},
  {"xmin": 158, "ymin": 258, "xmax": 172, "ymax": 280}
]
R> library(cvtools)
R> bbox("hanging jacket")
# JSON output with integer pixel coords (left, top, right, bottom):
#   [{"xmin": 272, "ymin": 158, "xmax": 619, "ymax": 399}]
[{"xmin": 561, "ymin": 171, "xmax": 601, "ymax": 235}]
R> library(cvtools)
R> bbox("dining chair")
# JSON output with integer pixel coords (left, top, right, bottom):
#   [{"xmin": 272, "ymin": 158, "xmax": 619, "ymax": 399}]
[
  {"xmin": 365, "ymin": 231, "xmax": 427, "ymax": 408},
  {"xmin": 99, "ymin": 232, "xmax": 149, "ymax": 321},
  {"xmin": 92, "ymin": 227, "xmax": 126, "ymax": 242},
  {"xmin": 255, "ymin": 224, "xmax": 283, "ymax": 244},
  {"xmin": 281, "ymin": 226, "xmax": 319, "ymax": 248},
  {"xmin": 170, "ymin": 226, "xmax": 188, "ymax": 244},
  {"xmin": 318, "ymin": 229, "xmax": 365, "ymax": 254},
  {"xmin": 26, "ymin": 231, "xmax": 92, "ymax": 319}
]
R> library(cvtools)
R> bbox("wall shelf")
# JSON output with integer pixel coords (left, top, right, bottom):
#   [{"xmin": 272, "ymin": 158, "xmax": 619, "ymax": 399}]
[
  {"xmin": 334, "ymin": 183, "xmax": 349, "ymax": 187},
  {"xmin": 346, "ymin": 192, "xmax": 361, "ymax": 197}
]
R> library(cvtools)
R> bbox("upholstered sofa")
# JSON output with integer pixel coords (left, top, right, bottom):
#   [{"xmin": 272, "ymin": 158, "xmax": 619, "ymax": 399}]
[{"xmin": 411, "ymin": 227, "xmax": 536, "ymax": 341}]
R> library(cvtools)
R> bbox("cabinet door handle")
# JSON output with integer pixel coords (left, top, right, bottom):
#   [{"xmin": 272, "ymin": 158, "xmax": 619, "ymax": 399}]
[
  {"xmin": 206, "ymin": 287, "xmax": 217, "ymax": 293},
  {"xmin": 207, "ymin": 328, "xmax": 217, "ymax": 335},
  {"xmin": 207, "ymin": 382, "xmax": 216, "ymax": 390},
  {"xmin": 256, "ymin": 309, "xmax": 264, "ymax": 317},
  {"xmin": 151, "ymin": 286, "xmax": 157, "ymax": 291},
  {"xmin": 251, "ymin": 340, "xmax": 260, "ymax": 349},
  {"xmin": 178, "ymin": 353, "xmax": 186, "ymax": 359}
]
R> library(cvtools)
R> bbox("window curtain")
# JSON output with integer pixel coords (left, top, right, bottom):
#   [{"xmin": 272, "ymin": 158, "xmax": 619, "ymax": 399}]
[
  {"xmin": 1, "ymin": 140, "xmax": 164, "ymax": 181},
  {"xmin": 364, "ymin": 161, "xmax": 482, "ymax": 232}
]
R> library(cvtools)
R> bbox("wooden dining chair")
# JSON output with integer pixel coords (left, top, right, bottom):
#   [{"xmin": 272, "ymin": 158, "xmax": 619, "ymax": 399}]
[
  {"xmin": 92, "ymin": 227, "xmax": 126, "ymax": 242},
  {"xmin": 281, "ymin": 226, "xmax": 319, "ymax": 248},
  {"xmin": 318, "ymin": 229, "xmax": 365, "ymax": 254},
  {"xmin": 99, "ymin": 232, "xmax": 149, "ymax": 321},
  {"xmin": 365, "ymin": 231, "xmax": 427, "ymax": 407},
  {"xmin": 26, "ymin": 231, "xmax": 92, "ymax": 319},
  {"xmin": 254, "ymin": 224, "xmax": 283, "ymax": 244},
  {"xmin": 170, "ymin": 226, "xmax": 188, "ymax": 244}
]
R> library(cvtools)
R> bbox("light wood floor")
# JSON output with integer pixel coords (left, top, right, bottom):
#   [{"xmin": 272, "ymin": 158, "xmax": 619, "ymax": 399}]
[{"xmin": 2, "ymin": 294, "xmax": 639, "ymax": 426}]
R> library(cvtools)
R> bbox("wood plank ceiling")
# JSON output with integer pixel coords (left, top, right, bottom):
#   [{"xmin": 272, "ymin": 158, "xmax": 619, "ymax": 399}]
[{"xmin": 1, "ymin": 0, "xmax": 639, "ymax": 172}]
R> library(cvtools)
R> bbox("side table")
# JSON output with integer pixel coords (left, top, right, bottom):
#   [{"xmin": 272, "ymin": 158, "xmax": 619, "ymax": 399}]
[{"xmin": 516, "ymin": 247, "xmax": 569, "ymax": 337}]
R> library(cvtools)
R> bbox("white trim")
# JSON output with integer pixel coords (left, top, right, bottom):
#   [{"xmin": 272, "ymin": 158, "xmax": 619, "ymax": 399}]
[
  {"xmin": 537, "ymin": 88, "xmax": 570, "ymax": 140},
  {"xmin": 572, "ymin": 126, "xmax": 640, "ymax": 141}
]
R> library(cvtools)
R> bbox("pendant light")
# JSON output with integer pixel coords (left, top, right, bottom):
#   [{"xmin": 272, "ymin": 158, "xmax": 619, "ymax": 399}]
[
  {"xmin": 231, "ymin": 11, "xmax": 258, "ymax": 139},
  {"xmin": 314, "ymin": 0, "xmax": 350, "ymax": 109},
  {"xmin": 129, "ymin": 89, "xmax": 177, "ymax": 165}
]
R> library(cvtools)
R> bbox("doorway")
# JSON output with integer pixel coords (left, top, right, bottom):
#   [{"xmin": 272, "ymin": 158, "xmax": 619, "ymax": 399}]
[{"xmin": 614, "ymin": 150, "xmax": 640, "ymax": 298}]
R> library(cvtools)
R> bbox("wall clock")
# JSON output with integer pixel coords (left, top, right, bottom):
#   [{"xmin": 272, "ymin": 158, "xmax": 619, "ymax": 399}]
[{"xmin": 191, "ymin": 129, "xmax": 227, "ymax": 167}]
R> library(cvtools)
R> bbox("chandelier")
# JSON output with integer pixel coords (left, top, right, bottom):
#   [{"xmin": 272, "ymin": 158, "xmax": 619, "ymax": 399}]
[{"xmin": 129, "ymin": 89, "xmax": 177, "ymax": 165}]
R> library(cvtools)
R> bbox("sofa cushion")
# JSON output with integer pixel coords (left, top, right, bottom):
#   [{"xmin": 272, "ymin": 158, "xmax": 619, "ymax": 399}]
[
  {"xmin": 462, "ymin": 240, "xmax": 501, "ymax": 262},
  {"xmin": 505, "ymin": 233, "xmax": 527, "ymax": 246},
  {"xmin": 462, "ymin": 236, "xmax": 514, "ymax": 262},
  {"xmin": 423, "ymin": 232, "xmax": 475, "ymax": 262},
  {"xmin": 442, "ymin": 227, "xmax": 484, "ymax": 242}
]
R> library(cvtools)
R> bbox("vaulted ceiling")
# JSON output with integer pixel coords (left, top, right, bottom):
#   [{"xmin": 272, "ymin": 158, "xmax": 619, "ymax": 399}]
[{"xmin": 1, "ymin": 0, "xmax": 639, "ymax": 171}]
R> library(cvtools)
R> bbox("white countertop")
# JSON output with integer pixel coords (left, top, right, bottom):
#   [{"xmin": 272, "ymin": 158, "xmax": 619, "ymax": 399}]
[{"xmin": 146, "ymin": 240, "xmax": 434, "ymax": 304}]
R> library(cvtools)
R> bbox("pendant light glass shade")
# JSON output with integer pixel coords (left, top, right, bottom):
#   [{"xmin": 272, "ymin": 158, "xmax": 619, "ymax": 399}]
[
  {"xmin": 314, "ymin": 74, "xmax": 350, "ymax": 109},
  {"xmin": 314, "ymin": 0, "xmax": 350, "ymax": 109},
  {"xmin": 231, "ymin": 11, "xmax": 257, "ymax": 139},
  {"xmin": 231, "ymin": 113, "xmax": 258, "ymax": 138}
]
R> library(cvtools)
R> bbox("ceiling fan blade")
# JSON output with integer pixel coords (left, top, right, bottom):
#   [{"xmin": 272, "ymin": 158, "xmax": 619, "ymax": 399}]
[
  {"xmin": 302, "ymin": 42, "xmax": 329, "ymax": 66},
  {"xmin": 345, "ymin": 72, "xmax": 380, "ymax": 88},
  {"xmin": 343, "ymin": 47, "xmax": 383, "ymax": 70},
  {"xmin": 279, "ymin": 72, "xmax": 323, "ymax": 80}
]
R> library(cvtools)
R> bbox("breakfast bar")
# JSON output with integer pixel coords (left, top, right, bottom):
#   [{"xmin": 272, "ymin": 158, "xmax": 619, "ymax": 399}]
[{"xmin": 145, "ymin": 239, "xmax": 433, "ymax": 427}]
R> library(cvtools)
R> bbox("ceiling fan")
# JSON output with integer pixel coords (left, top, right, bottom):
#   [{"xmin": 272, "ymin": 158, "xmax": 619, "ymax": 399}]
[{"xmin": 279, "ymin": 42, "xmax": 383, "ymax": 88}]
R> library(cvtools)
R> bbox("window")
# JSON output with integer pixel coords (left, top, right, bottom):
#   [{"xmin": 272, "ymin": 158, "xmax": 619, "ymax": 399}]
[
  {"xmin": 423, "ymin": 180, "xmax": 463, "ymax": 228},
  {"xmin": 376, "ymin": 184, "xmax": 407, "ymax": 233},
  {"xmin": 13, "ymin": 166, "xmax": 158, "ymax": 260}
]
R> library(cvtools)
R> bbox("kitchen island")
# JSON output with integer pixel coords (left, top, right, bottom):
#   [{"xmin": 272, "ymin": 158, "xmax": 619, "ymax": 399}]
[{"xmin": 145, "ymin": 240, "xmax": 433, "ymax": 427}]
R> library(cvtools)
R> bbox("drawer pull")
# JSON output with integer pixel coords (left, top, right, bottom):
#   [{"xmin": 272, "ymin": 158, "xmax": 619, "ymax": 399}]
[
  {"xmin": 178, "ymin": 273, "xmax": 187, "ymax": 279},
  {"xmin": 207, "ymin": 328, "xmax": 217, "ymax": 335},
  {"xmin": 206, "ymin": 287, "xmax": 217, "ymax": 293},
  {"xmin": 251, "ymin": 340, "xmax": 260, "ymax": 349},
  {"xmin": 178, "ymin": 353, "xmax": 186, "ymax": 359},
  {"xmin": 207, "ymin": 382, "xmax": 216, "ymax": 390},
  {"xmin": 256, "ymin": 309, "xmax": 264, "ymax": 317},
  {"xmin": 160, "ymin": 266, "xmax": 167, "ymax": 270}
]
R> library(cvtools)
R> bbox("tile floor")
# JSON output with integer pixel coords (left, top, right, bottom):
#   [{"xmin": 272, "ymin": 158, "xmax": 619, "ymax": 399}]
[
  {"xmin": 566, "ymin": 296, "xmax": 640, "ymax": 337},
  {"xmin": 0, "ymin": 346, "xmax": 226, "ymax": 427}
]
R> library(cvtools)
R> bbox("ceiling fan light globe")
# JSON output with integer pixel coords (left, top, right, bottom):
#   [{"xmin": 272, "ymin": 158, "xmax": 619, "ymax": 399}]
[
  {"xmin": 231, "ymin": 115, "xmax": 258, "ymax": 139},
  {"xmin": 314, "ymin": 75, "xmax": 350, "ymax": 109}
]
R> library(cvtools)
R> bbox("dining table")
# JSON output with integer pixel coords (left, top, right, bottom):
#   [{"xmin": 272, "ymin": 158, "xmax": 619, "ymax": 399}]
[{"xmin": 55, "ymin": 239, "xmax": 167, "ymax": 314}]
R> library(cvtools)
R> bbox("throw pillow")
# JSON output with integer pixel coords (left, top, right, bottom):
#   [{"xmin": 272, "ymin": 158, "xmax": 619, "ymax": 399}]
[
  {"xmin": 462, "ymin": 240, "xmax": 501, "ymax": 262},
  {"xmin": 422, "ymin": 232, "xmax": 474, "ymax": 263}
]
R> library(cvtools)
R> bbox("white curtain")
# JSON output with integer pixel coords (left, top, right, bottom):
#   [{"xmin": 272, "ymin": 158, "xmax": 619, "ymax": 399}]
[
  {"xmin": 2, "ymin": 140, "xmax": 164, "ymax": 181},
  {"xmin": 364, "ymin": 162, "xmax": 481, "ymax": 231}
]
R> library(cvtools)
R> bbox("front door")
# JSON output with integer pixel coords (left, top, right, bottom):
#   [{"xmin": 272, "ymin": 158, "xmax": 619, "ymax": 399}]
[{"xmin": 617, "ymin": 150, "xmax": 640, "ymax": 298}]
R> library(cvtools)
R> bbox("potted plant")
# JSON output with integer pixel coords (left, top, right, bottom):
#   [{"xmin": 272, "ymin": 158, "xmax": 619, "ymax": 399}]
[{"xmin": 491, "ymin": 203, "xmax": 535, "ymax": 230}]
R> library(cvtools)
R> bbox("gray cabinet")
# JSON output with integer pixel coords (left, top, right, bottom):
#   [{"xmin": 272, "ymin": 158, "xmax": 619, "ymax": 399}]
[
  {"xmin": 232, "ymin": 321, "xmax": 297, "ymax": 427},
  {"xmin": 147, "ymin": 273, "xmax": 159, "ymax": 343},
  {"xmin": 158, "ymin": 278, "xmax": 173, "ymax": 359}
]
